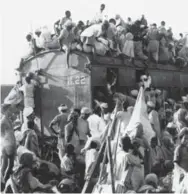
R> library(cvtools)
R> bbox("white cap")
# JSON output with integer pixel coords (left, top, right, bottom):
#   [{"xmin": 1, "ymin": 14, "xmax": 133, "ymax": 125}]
[
  {"xmin": 15, "ymin": 131, "xmax": 24, "ymax": 143},
  {"xmin": 81, "ymin": 107, "xmax": 91, "ymax": 114},
  {"xmin": 100, "ymin": 103, "xmax": 108, "ymax": 109},
  {"xmin": 166, "ymin": 109, "xmax": 172, "ymax": 113},
  {"xmin": 58, "ymin": 104, "xmax": 68, "ymax": 112},
  {"xmin": 127, "ymin": 106, "xmax": 134, "ymax": 113},
  {"xmin": 182, "ymin": 96, "xmax": 188, "ymax": 103},
  {"xmin": 167, "ymin": 122, "xmax": 176, "ymax": 128},
  {"xmin": 64, "ymin": 20, "xmax": 73, "ymax": 28},
  {"xmin": 23, "ymin": 107, "xmax": 34, "ymax": 117},
  {"xmin": 155, "ymin": 89, "xmax": 161, "ymax": 95},
  {"xmin": 147, "ymin": 101, "xmax": 155, "ymax": 108},
  {"xmin": 167, "ymin": 98, "xmax": 175, "ymax": 104},
  {"xmin": 140, "ymin": 75, "xmax": 147, "ymax": 80},
  {"xmin": 131, "ymin": 90, "xmax": 138, "ymax": 97}
]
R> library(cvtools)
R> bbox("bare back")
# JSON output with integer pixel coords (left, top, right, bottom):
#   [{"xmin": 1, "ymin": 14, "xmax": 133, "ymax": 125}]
[{"xmin": 1, "ymin": 115, "xmax": 16, "ymax": 156}]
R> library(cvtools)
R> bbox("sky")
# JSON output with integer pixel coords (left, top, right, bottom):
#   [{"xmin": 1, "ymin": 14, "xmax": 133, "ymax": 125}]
[{"xmin": 1, "ymin": 0, "xmax": 188, "ymax": 84}]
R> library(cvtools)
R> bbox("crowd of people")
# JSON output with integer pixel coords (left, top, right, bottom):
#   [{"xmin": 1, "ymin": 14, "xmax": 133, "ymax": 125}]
[
  {"xmin": 16, "ymin": 3, "xmax": 188, "ymax": 71},
  {"xmin": 1, "ymin": 67, "xmax": 188, "ymax": 193},
  {"xmin": 1, "ymin": 3, "xmax": 188, "ymax": 194}
]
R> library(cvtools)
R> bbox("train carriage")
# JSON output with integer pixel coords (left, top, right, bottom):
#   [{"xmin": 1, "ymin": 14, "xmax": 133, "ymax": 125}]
[{"xmin": 20, "ymin": 49, "xmax": 188, "ymax": 136}]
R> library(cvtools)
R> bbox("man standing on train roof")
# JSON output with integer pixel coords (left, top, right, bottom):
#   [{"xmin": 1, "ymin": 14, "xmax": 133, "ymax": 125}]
[
  {"xmin": 59, "ymin": 11, "xmax": 72, "ymax": 29},
  {"xmin": 77, "ymin": 107, "xmax": 91, "ymax": 150},
  {"xmin": 94, "ymin": 3, "xmax": 108, "ymax": 23},
  {"xmin": 49, "ymin": 104, "xmax": 69, "ymax": 138},
  {"xmin": 140, "ymin": 14, "xmax": 148, "ymax": 27},
  {"xmin": 147, "ymin": 101, "xmax": 161, "ymax": 143}
]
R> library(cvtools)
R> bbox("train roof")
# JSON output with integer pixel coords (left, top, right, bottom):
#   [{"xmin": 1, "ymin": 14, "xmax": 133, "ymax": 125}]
[{"xmin": 23, "ymin": 49, "xmax": 188, "ymax": 72}]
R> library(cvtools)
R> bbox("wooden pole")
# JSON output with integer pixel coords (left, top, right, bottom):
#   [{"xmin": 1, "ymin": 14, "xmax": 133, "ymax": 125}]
[
  {"xmin": 113, "ymin": 121, "xmax": 121, "ymax": 167},
  {"xmin": 81, "ymin": 125, "xmax": 109, "ymax": 194},
  {"xmin": 107, "ymin": 136, "xmax": 115, "ymax": 194},
  {"xmin": 81, "ymin": 103, "xmax": 118, "ymax": 194},
  {"xmin": 97, "ymin": 147, "xmax": 107, "ymax": 184}
]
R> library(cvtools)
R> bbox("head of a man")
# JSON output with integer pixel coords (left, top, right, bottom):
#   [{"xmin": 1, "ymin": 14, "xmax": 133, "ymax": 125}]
[
  {"xmin": 90, "ymin": 141, "xmax": 98, "ymax": 150},
  {"xmin": 121, "ymin": 135, "xmax": 132, "ymax": 152},
  {"xmin": 115, "ymin": 14, "xmax": 120, "ymax": 20},
  {"xmin": 58, "ymin": 104, "xmax": 68, "ymax": 114},
  {"xmin": 24, "ymin": 107, "xmax": 35, "ymax": 121},
  {"xmin": 145, "ymin": 173, "xmax": 158, "ymax": 188},
  {"xmin": 100, "ymin": 103, "xmax": 109, "ymax": 114},
  {"xmin": 147, "ymin": 101, "xmax": 155, "ymax": 113},
  {"xmin": 27, "ymin": 120, "xmax": 35, "ymax": 130},
  {"xmin": 183, "ymin": 101, "xmax": 188, "ymax": 110},
  {"xmin": 80, "ymin": 107, "xmax": 90, "ymax": 120},
  {"xmin": 109, "ymin": 18, "xmax": 116, "ymax": 26},
  {"xmin": 26, "ymin": 34, "xmax": 32, "ymax": 42},
  {"xmin": 150, "ymin": 136, "xmax": 158, "ymax": 148},
  {"xmin": 152, "ymin": 23, "xmax": 157, "ymax": 29},
  {"xmin": 19, "ymin": 152, "xmax": 34, "ymax": 169},
  {"xmin": 101, "ymin": 20, "xmax": 109, "ymax": 32},
  {"xmin": 162, "ymin": 136, "xmax": 173, "ymax": 149},
  {"xmin": 179, "ymin": 127, "xmax": 188, "ymax": 146},
  {"xmin": 65, "ymin": 10, "xmax": 71, "ymax": 18},
  {"xmin": 35, "ymin": 29, "xmax": 41, "ymax": 37},
  {"xmin": 25, "ymin": 76, "xmax": 32, "ymax": 84},
  {"xmin": 123, "ymin": 101, "xmax": 129, "ymax": 112},
  {"xmin": 100, "ymin": 4, "xmax": 105, "ymax": 11},
  {"xmin": 161, "ymin": 21, "xmax": 166, "ymax": 26},
  {"xmin": 65, "ymin": 143, "xmax": 75, "ymax": 155},
  {"xmin": 68, "ymin": 110, "xmax": 79, "ymax": 123},
  {"xmin": 135, "ymin": 122, "xmax": 144, "ymax": 138},
  {"xmin": 1, "ymin": 104, "xmax": 11, "ymax": 116}
]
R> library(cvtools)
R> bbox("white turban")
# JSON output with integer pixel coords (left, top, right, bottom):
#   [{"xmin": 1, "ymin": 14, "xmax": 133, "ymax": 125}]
[
  {"xmin": 23, "ymin": 107, "xmax": 34, "ymax": 118},
  {"xmin": 81, "ymin": 107, "xmax": 91, "ymax": 114}
]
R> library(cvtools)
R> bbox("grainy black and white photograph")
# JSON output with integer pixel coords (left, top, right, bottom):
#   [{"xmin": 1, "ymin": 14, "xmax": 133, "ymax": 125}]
[{"xmin": 1, "ymin": 0, "xmax": 188, "ymax": 193}]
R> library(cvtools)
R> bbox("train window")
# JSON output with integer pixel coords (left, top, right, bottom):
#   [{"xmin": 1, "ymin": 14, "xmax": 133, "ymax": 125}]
[
  {"xmin": 106, "ymin": 68, "xmax": 118, "ymax": 87},
  {"xmin": 135, "ymin": 69, "xmax": 147, "ymax": 83}
]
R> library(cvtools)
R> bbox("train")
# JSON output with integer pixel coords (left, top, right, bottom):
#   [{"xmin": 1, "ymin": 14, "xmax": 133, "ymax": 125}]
[{"xmin": 19, "ymin": 49, "xmax": 188, "ymax": 136}]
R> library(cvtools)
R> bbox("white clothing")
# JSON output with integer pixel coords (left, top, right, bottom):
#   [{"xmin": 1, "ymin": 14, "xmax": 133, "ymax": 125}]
[
  {"xmin": 116, "ymin": 111, "xmax": 131, "ymax": 136},
  {"xmin": 19, "ymin": 82, "xmax": 35, "ymax": 108},
  {"xmin": 184, "ymin": 34, "xmax": 188, "ymax": 47},
  {"xmin": 35, "ymin": 36, "xmax": 44, "ymax": 48},
  {"xmin": 4, "ymin": 85, "xmax": 23, "ymax": 105},
  {"xmin": 87, "ymin": 114, "xmax": 101, "ymax": 137},
  {"xmin": 60, "ymin": 154, "xmax": 74, "ymax": 173},
  {"xmin": 81, "ymin": 24, "xmax": 102, "ymax": 38},
  {"xmin": 94, "ymin": 10, "xmax": 108, "ymax": 23},
  {"xmin": 115, "ymin": 150, "xmax": 129, "ymax": 181},
  {"xmin": 77, "ymin": 118, "xmax": 89, "ymax": 142},
  {"xmin": 149, "ymin": 110, "xmax": 161, "ymax": 138},
  {"xmin": 98, "ymin": 113, "xmax": 111, "ymax": 134},
  {"xmin": 85, "ymin": 149, "xmax": 98, "ymax": 176},
  {"xmin": 22, "ymin": 41, "xmax": 34, "ymax": 59},
  {"xmin": 40, "ymin": 27, "xmax": 52, "ymax": 48}
]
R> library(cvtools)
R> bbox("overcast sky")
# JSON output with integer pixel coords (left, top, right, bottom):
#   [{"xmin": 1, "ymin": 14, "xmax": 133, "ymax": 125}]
[{"xmin": 1, "ymin": 0, "xmax": 188, "ymax": 84}]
